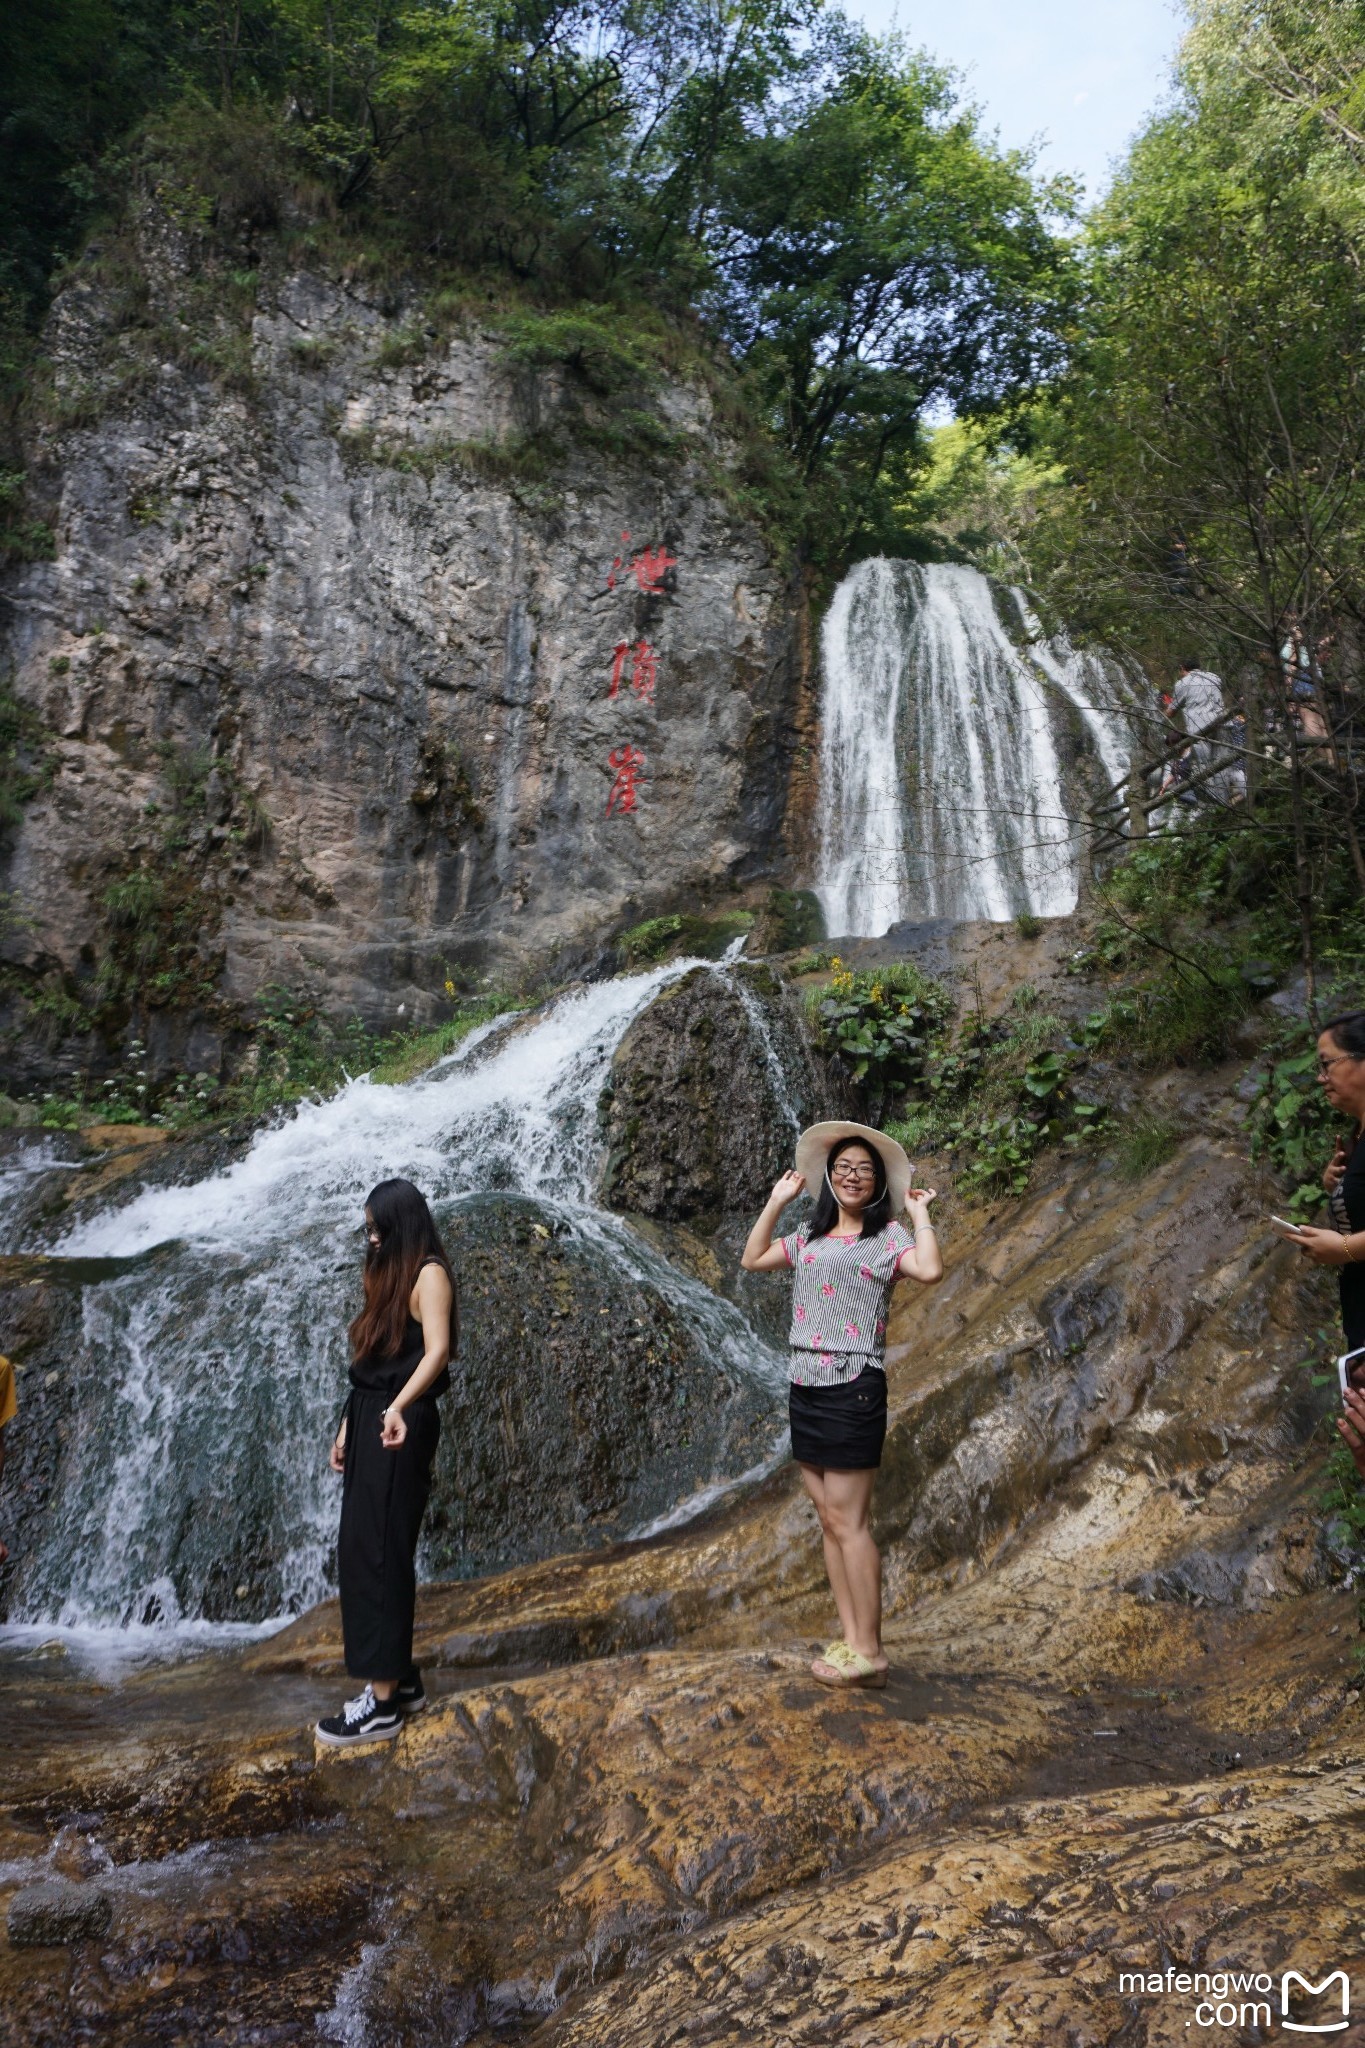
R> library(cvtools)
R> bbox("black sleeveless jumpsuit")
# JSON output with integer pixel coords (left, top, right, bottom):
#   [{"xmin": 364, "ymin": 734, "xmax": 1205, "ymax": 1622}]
[
  {"xmin": 338, "ymin": 1259, "xmax": 451, "ymax": 1679},
  {"xmin": 1337, "ymin": 1130, "xmax": 1365, "ymax": 1351}
]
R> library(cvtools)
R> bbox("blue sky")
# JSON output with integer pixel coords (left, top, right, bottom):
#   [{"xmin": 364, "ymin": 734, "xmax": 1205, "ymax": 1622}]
[{"xmin": 847, "ymin": 0, "xmax": 1186, "ymax": 201}]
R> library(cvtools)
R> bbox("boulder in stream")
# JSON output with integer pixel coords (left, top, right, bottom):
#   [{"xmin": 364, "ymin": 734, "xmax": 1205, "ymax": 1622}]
[
  {"xmin": 7, "ymin": 1879, "xmax": 112, "ymax": 1947},
  {"xmin": 598, "ymin": 963, "xmax": 840, "ymax": 1223}
]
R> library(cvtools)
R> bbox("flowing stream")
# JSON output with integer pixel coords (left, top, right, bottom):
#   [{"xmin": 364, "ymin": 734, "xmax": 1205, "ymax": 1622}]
[
  {"xmin": 816, "ymin": 559, "xmax": 1134, "ymax": 936},
  {"xmin": 4, "ymin": 962, "xmax": 789, "ymax": 1649}
]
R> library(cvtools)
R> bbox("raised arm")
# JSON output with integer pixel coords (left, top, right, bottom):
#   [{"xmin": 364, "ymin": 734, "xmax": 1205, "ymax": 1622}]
[
  {"xmin": 741, "ymin": 1171, "xmax": 806, "ymax": 1272},
  {"xmin": 895, "ymin": 1188, "xmax": 943, "ymax": 1285}
]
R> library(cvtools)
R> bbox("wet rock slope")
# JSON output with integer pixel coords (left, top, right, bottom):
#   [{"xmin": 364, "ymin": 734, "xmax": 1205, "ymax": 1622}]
[{"xmin": 2, "ymin": 1048, "xmax": 1362, "ymax": 2046}]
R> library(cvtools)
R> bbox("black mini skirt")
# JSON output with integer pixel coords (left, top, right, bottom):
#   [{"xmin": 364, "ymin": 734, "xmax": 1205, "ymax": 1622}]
[{"xmin": 789, "ymin": 1368, "xmax": 887, "ymax": 1470}]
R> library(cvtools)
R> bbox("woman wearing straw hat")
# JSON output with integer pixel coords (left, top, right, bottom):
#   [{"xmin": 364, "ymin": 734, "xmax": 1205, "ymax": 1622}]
[{"xmin": 741, "ymin": 1120, "xmax": 942, "ymax": 1687}]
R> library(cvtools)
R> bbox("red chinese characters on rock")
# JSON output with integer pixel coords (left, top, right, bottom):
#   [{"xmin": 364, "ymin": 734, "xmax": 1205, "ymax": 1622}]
[
  {"xmin": 605, "ymin": 744, "xmax": 646, "ymax": 818},
  {"xmin": 605, "ymin": 531, "xmax": 678, "ymax": 595},
  {"xmin": 609, "ymin": 639, "xmax": 658, "ymax": 703},
  {"xmin": 603, "ymin": 532, "xmax": 677, "ymax": 818}
]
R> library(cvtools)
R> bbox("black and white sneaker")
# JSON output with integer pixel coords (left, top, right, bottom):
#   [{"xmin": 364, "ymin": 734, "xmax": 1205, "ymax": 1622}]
[
  {"xmin": 394, "ymin": 1669, "xmax": 427, "ymax": 1716},
  {"xmin": 315, "ymin": 1685, "xmax": 404, "ymax": 1748}
]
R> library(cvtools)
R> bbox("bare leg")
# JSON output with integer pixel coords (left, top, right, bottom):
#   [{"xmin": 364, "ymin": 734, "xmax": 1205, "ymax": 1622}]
[
  {"xmin": 818, "ymin": 1468, "xmax": 883, "ymax": 1666},
  {"xmin": 371, "ymin": 1680, "xmax": 397, "ymax": 1702},
  {"xmin": 798, "ymin": 1463, "xmax": 855, "ymax": 1646}
]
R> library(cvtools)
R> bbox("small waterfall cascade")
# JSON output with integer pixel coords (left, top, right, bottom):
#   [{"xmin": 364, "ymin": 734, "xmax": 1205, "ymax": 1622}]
[
  {"xmin": 816, "ymin": 559, "xmax": 1134, "ymax": 936},
  {"xmin": 5, "ymin": 963, "xmax": 789, "ymax": 1643}
]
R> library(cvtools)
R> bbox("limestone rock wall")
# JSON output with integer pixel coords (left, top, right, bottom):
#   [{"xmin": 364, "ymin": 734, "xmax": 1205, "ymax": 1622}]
[{"xmin": 0, "ymin": 218, "xmax": 799, "ymax": 1086}]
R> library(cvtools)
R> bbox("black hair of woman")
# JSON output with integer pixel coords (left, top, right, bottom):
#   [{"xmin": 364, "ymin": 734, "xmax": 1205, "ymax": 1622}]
[
  {"xmin": 805, "ymin": 1136, "xmax": 891, "ymax": 1242},
  {"xmin": 349, "ymin": 1178, "xmax": 453, "ymax": 1364},
  {"xmin": 1322, "ymin": 1010, "xmax": 1365, "ymax": 1060}
]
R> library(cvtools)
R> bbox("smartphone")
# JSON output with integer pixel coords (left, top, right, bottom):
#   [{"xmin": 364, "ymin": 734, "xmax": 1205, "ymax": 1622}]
[
  {"xmin": 1269, "ymin": 1215, "xmax": 1306, "ymax": 1240},
  {"xmin": 1338, "ymin": 1346, "xmax": 1365, "ymax": 1398}
]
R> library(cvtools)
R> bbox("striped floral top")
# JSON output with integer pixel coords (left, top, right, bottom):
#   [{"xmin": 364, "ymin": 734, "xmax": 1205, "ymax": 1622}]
[{"xmin": 779, "ymin": 1221, "xmax": 916, "ymax": 1386}]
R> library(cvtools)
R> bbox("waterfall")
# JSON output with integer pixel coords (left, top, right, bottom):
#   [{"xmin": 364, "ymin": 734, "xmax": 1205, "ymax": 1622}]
[
  {"xmin": 6, "ymin": 964, "xmax": 789, "ymax": 1645},
  {"xmin": 816, "ymin": 560, "xmax": 1133, "ymax": 936}
]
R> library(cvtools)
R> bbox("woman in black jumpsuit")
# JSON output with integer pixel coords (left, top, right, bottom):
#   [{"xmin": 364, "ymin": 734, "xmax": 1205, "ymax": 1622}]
[
  {"xmin": 1294, "ymin": 1012, "xmax": 1365, "ymax": 1484},
  {"xmin": 316, "ymin": 1178, "xmax": 457, "ymax": 1748}
]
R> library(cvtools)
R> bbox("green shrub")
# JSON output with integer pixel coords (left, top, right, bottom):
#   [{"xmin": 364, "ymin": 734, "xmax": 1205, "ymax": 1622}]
[
  {"xmin": 496, "ymin": 308, "xmax": 661, "ymax": 395},
  {"xmin": 759, "ymin": 888, "xmax": 824, "ymax": 954},
  {"xmin": 0, "ymin": 680, "xmax": 52, "ymax": 829},
  {"xmin": 1084, "ymin": 965, "xmax": 1249, "ymax": 1068},
  {"xmin": 1248, "ymin": 1022, "xmax": 1346, "ymax": 1221},
  {"xmin": 1014, "ymin": 911, "xmax": 1043, "ymax": 940},
  {"xmin": 619, "ymin": 912, "xmax": 753, "ymax": 965},
  {"xmin": 1116, "ymin": 1112, "xmax": 1182, "ymax": 1181}
]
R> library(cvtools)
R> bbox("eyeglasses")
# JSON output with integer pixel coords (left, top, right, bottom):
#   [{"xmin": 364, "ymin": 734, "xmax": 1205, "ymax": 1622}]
[
  {"xmin": 831, "ymin": 1163, "xmax": 877, "ymax": 1181},
  {"xmin": 1317, "ymin": 1053, "xmax": 1360, "ymax": 1077}
]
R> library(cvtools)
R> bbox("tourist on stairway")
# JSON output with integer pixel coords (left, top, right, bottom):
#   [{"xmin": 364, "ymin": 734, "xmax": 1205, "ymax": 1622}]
[
  {"xmin": 1159, "ymin": 658, "xmax": 1245, "ymax": 807},
  {"xmin": 316, "ymin": 1179, "xmax": 458, "ymax": 1748},
  {"xmin": 741, "ymin": 1124, "xmax": 943, "ymax": 1689}
]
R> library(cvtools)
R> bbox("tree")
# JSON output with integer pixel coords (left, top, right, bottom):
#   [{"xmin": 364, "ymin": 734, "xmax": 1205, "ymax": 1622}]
[
  {"xmin": 1034, "ymin": 0, "xmax": 1365, "ymax": 1007},
  {"xmin": 704, "ymin": 25, "xmax": 1076, "ymax": 561}
]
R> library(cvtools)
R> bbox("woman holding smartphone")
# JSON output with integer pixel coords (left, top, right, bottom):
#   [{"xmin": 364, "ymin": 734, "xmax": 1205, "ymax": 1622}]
[{"xmin": 1291, "ymin": 1012, "xmax": 1365, "ymax": 1479}]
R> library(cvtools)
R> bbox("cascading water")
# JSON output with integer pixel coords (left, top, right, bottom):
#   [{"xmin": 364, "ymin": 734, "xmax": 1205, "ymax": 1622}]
[
  {"xmin": 816, "ymin": 559, "xmax": 1134, "ymax": 936},
  {"xmin": 5, "ymin": 963, "xmax": 789, "ymax": 1644}
]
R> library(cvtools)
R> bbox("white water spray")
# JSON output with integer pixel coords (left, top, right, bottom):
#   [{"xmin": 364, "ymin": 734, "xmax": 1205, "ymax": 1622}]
[
  {"xmin": 816, "ymin": 560, "xmax": 1133, "ymax": 936},
  {"xmin": 10, "ymin": 964, "xmax": 788, "ymax": 1640}
]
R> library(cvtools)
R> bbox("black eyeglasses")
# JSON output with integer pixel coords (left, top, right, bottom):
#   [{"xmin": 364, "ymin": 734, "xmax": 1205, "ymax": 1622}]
[{"xmin": 831, "ymin": 1163, "xmax": 877, "ymax": 1181}]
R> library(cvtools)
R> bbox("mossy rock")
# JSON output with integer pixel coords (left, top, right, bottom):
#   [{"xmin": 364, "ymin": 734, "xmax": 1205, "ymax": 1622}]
[
  {"xmin": 618, "ymin": 912, "xmax": 754, "ymax": 966},
  {"xmin": 598, "ymin": 964, "xmax": 833, "ymax": 1224},
  {"xmin": 755, "ymin": 888, "xmax": 825, "ymax": 955}
]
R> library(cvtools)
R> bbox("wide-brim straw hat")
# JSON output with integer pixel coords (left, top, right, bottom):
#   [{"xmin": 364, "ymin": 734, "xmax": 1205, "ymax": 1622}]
[{"xmin": 793, "ymin": 1121, "xmax": 914, "ymax": 1212}]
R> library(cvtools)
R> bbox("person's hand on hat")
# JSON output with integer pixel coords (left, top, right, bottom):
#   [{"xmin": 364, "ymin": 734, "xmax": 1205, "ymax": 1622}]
[{"xmin": 769, "ymin": 1170, "xmax": 806, "ymax": 1209}]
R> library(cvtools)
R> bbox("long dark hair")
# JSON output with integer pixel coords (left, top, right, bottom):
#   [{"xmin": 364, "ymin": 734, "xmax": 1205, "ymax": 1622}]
[
  {"xmin": 806, "ymin": 1137, "xmax": 891, "ymax": 1242},
  {"xmin": 349, "ymin": 1178, "xmax": 452, "ymax": 1362}
]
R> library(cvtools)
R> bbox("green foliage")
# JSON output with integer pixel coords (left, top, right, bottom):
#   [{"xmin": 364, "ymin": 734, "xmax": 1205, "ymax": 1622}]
[
  {"xmin": 786, "ymin": 949, "xmax": 834, "ymax": 978},
  {"xmin": 892, "ymin": 418, "xmax": 1066, "ymax": 582},
  {"xmin": 1115, "ymin": 1111, "xmax": 1183, "ymax": 1181},
  {"xmin": 618, "ymin": 912, "xmax": 754, "ymax": 965},
  {"xmin": 1249, "ymin": 1025, "xmax": 1347, "ymax": 1221},
  {"xmin": 0, "ymin": 677, "xmax": 52, "ymax": 830},
  {"xmin": 759, "ymin": 888, "xmax": 825, "ymax": 955},
  {"xmin": 0, "ymin": 1, "xmax": 1073, "ymax": 571},
  {"xmin": 881, "ymin": 989, "xmax": 1108, "ymax": 1198},
  {"xmin": 809, "ymin": 958, "xmax": 952, "ymax": 1106},
  {"xmin": 1014, "ymin": 910, "xmax": 1043, "ymax": 941},
  {"xmin": 28, "ymin": 989, "xmax": 522, "ymax": 1132},
  {"xmin": 495, "ymin": 308, "xmax": 662, "ymax": 395},
  {"xmin": 1296, "ymin": 1344, "xmax": 1365, "ymax": 1588},
  {"xmin": 1085, "ymin": 968, "xmax": 1250, "ymax": 1071},
  {"xmin": 368, "ymin": 994, "xmax": 518, "ymax": 1085},
  {"xmin": 709, "ymin": 24, "xmax": 1076, "ymax": 561},
  {"xmin": 0, "ymin": 469, "xmax": 55, "ymax": 562}
]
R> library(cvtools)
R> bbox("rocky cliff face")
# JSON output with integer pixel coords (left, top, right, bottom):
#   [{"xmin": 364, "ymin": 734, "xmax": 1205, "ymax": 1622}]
[{"xmin": 1, "ymin": 208, "xmax": 799, "ymax": 1087}]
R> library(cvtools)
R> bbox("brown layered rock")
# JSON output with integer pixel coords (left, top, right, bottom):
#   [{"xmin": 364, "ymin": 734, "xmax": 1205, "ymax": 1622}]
[{"xmin": 3, "ymin": 1063, "xmax": 1362, "ymax": 2046}]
